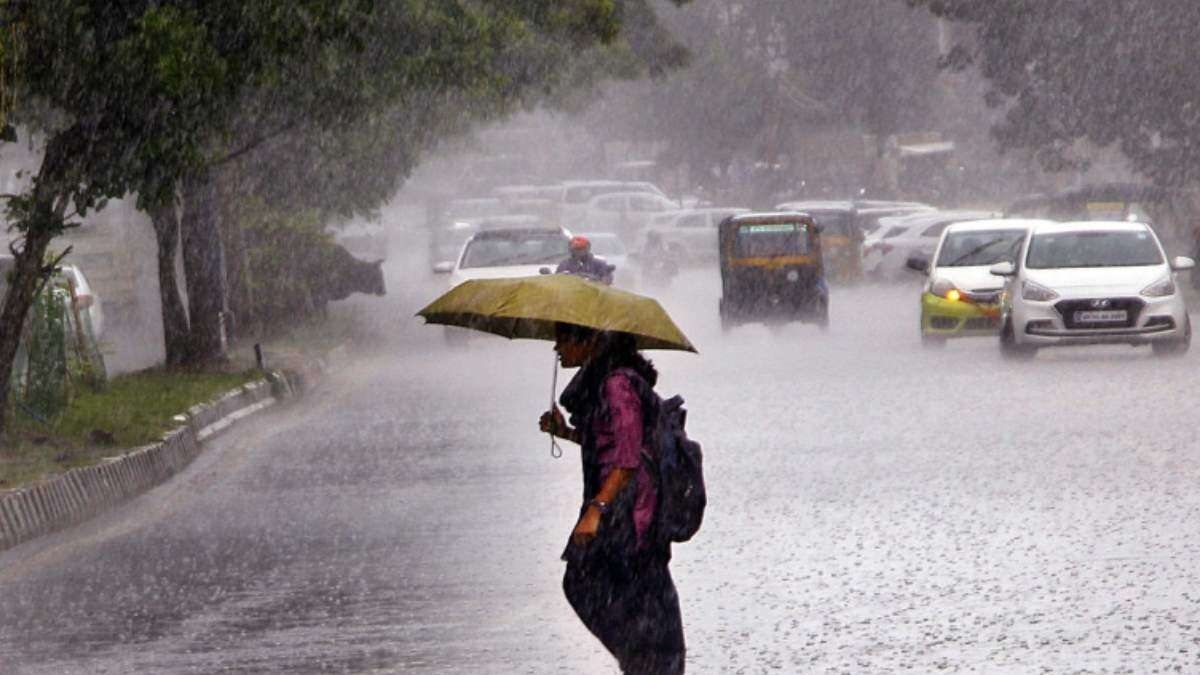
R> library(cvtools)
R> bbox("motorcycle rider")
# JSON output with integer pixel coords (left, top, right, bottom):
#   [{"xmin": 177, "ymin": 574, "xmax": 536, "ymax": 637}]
[{"xmin": 557, "ymin": 235, "xmax": 615, "ymax": 285}]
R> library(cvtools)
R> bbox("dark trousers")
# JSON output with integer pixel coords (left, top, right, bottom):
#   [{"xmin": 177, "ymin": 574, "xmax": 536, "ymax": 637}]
[{"xmin": 563, "ymin": 556, "xmax": 686, "ymax": 674}]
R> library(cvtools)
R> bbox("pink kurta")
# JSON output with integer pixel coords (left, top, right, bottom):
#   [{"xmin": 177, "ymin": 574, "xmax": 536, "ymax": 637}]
[{"xmin": 593, "ymin": 372, "xmax": 657, "ymax": 548}]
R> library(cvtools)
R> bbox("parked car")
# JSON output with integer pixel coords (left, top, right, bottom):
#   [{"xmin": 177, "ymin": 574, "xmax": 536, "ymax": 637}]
[
  {"xmin": 906, "ymin": 219, "xmax": 1041, "ymax": 347},
  {"xmin": 557, "ymin": 180, "xmax": 668, "ymax": 225},
  {"xmin": 869, "ymin": 210, "xmax": 999, "ymax": 280},
  {"xmin": 644, "ymin": 207, "xmax": 751, "ymax": 264},
  {"xmin": 58, "ymin": 264, "xmax": 105, "ymax": 339},
  {"xmin": 577, "ymin": 192, "xmax": 680, "ymax": 243},
  {"xmin": 856, "ymin": 204, "xmax": 937, "ymax": 239},
  {"xmin": 992, "ymin": 220, "xmax": 1193, "ymax": 358},
  {"xmin": 1, "ymin": 255, "xmax": 106, "ymax": 391}
]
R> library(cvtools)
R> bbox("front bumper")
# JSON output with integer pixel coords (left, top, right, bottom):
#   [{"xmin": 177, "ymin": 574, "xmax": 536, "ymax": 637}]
[
  {"xmin": 1012, "ymin": 293, "xmax": 1188, "ymax": 346},
  {"xmin": 921, "ymin": 292, "xmax": 1001, "ymax": 337}
]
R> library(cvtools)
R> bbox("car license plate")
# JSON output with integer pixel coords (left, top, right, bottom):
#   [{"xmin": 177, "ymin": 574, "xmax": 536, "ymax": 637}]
[{"xmin": 1074, "ymin": 310, "xmax": 1127, "ymax": 323}]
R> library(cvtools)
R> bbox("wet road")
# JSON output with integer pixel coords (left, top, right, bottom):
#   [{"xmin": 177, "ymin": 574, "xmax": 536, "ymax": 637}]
[{"xmin": 3, "ymin": 258, "xmax": 1200, "ymax": 673}]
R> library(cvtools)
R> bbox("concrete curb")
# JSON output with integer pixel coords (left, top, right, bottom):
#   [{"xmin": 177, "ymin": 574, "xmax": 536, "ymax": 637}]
[{"xmin": 0, "ymin": 366, "xmax": 318, "ymax": 554}]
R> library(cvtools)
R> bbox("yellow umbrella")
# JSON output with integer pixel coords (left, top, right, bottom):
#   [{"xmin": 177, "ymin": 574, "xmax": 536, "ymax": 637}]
[{"xmin": 417, "ymin": 274, "xmax": 697, "ymax": 352}]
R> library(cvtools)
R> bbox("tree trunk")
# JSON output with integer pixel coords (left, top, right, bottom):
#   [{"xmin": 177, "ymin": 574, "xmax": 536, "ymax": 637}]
[
  {"xmin": 0, "ymin": 129, "xmax": 78, "ymax": 436},
  {"xmin": 215, "ymin": 172, "xmax": 251, "ymax": 343},
  {"xmin": 0, "ymin": 226, "xmax": 55, "ymax": 435},
  {"xmin": 150, "ymin": 204, "xmax": 191, "ymax": 367},
  {"xmin": 180, "ymin": 168, "xmax": 228, "ymax": 365}
]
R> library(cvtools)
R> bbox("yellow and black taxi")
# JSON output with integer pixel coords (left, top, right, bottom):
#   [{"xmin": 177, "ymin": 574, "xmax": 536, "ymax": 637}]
[
  {"xmin": 906, "ymin": 219, "xmax": 1047, "ymax": 347},
  {"xmin": 773, "ymin": 201, "xmax": 864, "ymax": 283},
  {"xmin": 718, "ymin": 212, "xmax": 828, "ymax": 330}
]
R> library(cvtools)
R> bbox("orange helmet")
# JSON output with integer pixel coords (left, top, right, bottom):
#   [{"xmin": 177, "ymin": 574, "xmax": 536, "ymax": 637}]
[{"xmin": 569, "ymin": 235, "xmax": 590, "ymax": 251}]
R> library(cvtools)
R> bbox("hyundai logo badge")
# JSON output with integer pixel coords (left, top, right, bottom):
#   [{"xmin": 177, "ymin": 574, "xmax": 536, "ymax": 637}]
[{"xmin": 1090, "ymin": 299, "xmax": 1112, "ymax": 309}]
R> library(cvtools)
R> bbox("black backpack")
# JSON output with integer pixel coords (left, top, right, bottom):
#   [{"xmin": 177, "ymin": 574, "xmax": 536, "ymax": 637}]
[{"xmin": 645, "ymin": 394, "xmax": 706, "ymax": 544}]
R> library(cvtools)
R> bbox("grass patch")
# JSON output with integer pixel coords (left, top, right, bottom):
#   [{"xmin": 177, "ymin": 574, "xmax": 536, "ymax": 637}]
[{"xmin": 1, "ymin": 368, "xmax": 262, "ymax": 491}]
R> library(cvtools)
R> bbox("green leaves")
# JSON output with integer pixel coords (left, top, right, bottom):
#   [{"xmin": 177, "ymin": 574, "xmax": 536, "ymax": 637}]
[{"xmin": 915, "ymin": 0, "xmax": 1200, "ymax": 187}]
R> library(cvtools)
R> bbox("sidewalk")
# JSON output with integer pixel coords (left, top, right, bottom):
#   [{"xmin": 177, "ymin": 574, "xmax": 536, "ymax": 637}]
[{"xmin": 0, "ymin": 327, "xmax": 343, "ymax": 553}]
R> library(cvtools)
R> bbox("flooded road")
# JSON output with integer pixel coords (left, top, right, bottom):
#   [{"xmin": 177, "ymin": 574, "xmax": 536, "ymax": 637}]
[{"xmin": 2, "ymin": 256, "xmax": 1199, "ymax": 673}]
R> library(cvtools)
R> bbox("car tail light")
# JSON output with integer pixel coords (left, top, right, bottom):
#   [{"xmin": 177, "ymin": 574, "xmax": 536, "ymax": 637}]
[{"xmin": 74, "ymin": 293, "xmax": 93, "ymax": 309}]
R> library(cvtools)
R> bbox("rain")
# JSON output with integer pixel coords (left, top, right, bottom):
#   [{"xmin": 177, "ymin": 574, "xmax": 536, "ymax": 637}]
[{"xmin": 2, "ymin": 1, "xmax": 1200, "ymax": 673}]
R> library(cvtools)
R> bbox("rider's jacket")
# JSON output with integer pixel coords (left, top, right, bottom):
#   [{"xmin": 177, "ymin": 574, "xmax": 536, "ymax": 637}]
[{"xmin": 556, "ymin": 254, "xmax": 615, "ymax": 283}]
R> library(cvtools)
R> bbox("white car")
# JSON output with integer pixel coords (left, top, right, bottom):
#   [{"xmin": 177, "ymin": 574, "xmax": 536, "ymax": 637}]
[
  {"xmin": 992, "ymin": 220, "xmax": 1193, "ymax": 358},
  {"xmin": 447, "ymin": 226, "xmax": 572, "ymax": 286},
  {"xmin": 912, "ymin": 219, "xmax": 1043, "ymax": 345},
  {"xmin": 443, "ymin": 227, "xmax": 572, "ymax": 344},
  {"xmin": 59, "ymin": 264, "xmax": 104, "ymax": 339},
  {"xmin": 576, "ymin": 191, "xmax": 680, "ymax": 240},
  {"xmin": 644, "ymin": 207, "xmax": 750, "ymax": 264},
  {"xmin": 868, "ymin": 210, "xmax": 999, "ymax": 280},
  {"xmin": 557, "ymin": 180, "xmax": 667, "ymax": 225}
]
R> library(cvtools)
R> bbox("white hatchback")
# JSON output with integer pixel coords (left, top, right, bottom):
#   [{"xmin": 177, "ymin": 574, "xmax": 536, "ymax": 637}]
[{"xmin": 991, "ymin": 221, "xmax": 1194, "ymax": 357}]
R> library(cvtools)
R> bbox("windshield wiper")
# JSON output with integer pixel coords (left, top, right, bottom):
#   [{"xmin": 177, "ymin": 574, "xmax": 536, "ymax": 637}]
[{"xmin": 945, "ymin": 240, "xmax": 1005, "ymax": 266}]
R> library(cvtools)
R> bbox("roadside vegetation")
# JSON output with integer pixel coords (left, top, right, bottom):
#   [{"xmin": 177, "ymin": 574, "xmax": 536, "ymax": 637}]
[{"xmin": 1, "ymin": 368, "xmax": 260, "ymax": 491}]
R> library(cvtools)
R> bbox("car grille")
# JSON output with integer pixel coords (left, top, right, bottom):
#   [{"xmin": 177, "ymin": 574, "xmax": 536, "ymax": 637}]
[
  {"xmin": 964, "ymin": 316, "xmax": 1000, "ymax": 330},
  {"xmin": 929, "ymin": 316, "xmax": 958, "ymax": 330},
  {"xmin": 1054, "ymin": 297, "xmax": 1144, "ymax": 330}
]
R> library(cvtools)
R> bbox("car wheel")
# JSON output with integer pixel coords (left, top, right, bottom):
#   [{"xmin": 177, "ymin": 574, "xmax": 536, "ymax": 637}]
[
  {"xmin": 999, "ymin": 318, "xmax": 1035, "ymax": 360},
  {"xmin": 815, "ymin": 298, "xmax": 830, "ymax": 331},
  {"xmin": 1152, "ymin": 314, "xmax": 1191, "ymax": 357}
]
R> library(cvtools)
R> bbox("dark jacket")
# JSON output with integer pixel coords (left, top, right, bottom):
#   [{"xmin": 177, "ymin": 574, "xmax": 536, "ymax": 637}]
[{"xmin": 557, "ymin": 254, "xmax": 615, "ymax": 284}]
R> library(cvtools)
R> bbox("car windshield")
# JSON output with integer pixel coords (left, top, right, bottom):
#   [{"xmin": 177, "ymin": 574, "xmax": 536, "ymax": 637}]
[
  {"xmin": 735, "ymin": 222, "xmax": 809, "ymax": 257},
  {"xmin": 937, "ymin": 229, "xmax": 1026, "ymax": 267},
  {"xmin": 461, "ymin": 234, "xmax": 567, "ymax": 268},
  {"xmin": 1025, "ymin": 230, "xmax": 1163, "ymax": 269}
]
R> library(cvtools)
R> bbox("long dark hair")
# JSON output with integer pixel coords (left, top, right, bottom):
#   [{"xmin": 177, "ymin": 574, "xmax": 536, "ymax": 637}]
[{"xmin": 558, "ymin": 326, "xmax": 657, "ymax": 422}]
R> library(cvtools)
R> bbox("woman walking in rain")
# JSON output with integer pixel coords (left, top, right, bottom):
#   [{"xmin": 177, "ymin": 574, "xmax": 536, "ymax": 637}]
[{"xmin": 540, "ymin": 323, "xmax": 686, "ymax": 674}]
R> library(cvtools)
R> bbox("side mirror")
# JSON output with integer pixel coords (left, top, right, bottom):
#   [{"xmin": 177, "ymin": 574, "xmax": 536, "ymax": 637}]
[
  {"xmin": 432, "ymin": 261, "xmax": 454, "ymax": 274},
  {"xmin": 1171, "ymin": 256, "xmax": 1195, "ymax": 271},
  {"xmin": 905, "ymin": 256, "xmax": 929, "ymax": 274},
  {"xmin": 989, "ymin": 261, "xmax": 1016, "ymax": 277}
]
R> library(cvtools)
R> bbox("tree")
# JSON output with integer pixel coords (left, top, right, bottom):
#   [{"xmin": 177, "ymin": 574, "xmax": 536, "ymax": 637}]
[
  {"xmin": 585, "ymin": 0, "xmax": 941, "ymax": 200},
  {"xmin": 0, "ymin": 1, "xmax": 414, "ymax": 429},
  {"xmin": 911, "ymin": 0, "xmax": 1200, "ymax": 187},
  {"xmin": 187, "ymin": 0, "xmax": 692, "ymax": 345}
]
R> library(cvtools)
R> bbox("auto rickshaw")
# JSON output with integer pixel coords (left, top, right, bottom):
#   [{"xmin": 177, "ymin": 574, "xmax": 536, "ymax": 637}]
[
  {"xmin": 773, "ymin": 201, "xmax": 867, "ymax": 283},
  {"xmin": 717, "ymin": 212, "xmax": 829, "ymax": 331}
]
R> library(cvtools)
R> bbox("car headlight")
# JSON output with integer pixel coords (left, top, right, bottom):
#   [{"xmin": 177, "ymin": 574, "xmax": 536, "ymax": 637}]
[
  {"xmin": 1141, "ymin": 275, "xmax": 1176, "ymax": 298},
  {"xmin": 930, "ymin": 278, "xmax": 961, "ymax": 301},
  {"xmin": 1021, "ymin": 279, "xmax": 1059, "ymax": 302}
]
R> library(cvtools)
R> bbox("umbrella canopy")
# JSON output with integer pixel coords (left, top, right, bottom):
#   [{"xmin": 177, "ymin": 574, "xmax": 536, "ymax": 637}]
[{"xmin": 418, "ymin": 274, "xmax": 697, "ymax": 352}]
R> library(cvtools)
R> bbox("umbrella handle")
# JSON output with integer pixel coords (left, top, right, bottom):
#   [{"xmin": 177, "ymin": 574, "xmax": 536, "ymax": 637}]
[{"xmin": 550, "ymin": 353, "xmax": 562, "ymax": 459}]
